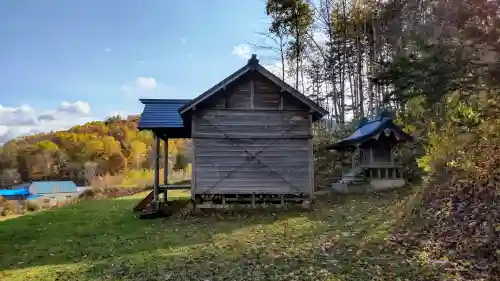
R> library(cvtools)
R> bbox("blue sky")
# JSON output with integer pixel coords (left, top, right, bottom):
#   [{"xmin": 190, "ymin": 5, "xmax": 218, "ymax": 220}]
[{"xmin": 0, "ymin": 0, "xmax": 277, "ymax": 142}]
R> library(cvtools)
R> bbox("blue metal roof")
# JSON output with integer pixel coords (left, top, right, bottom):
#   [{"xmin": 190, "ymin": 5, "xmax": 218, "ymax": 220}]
[
  {"xmin": 29, "ymin": 181, "xmax": 77, "ymax": 194},
  {"xmin": 138, "ymin": 99, "xmax": 191, "ymax": 129},
  {"xmin": 343, "ymin": 118, "xmax": 393, "ymax": 142},
  {"xmin": 326, "ymin": 114, "xmax": 413, "ymax": 150},
  {"xmin": 0, "ymin": 188, "xmax": 30, "ymax": 197}
]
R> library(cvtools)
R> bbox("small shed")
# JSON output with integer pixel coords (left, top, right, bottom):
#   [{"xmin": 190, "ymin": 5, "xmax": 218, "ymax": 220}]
[
  {"xmin": 28, "ymin": 181, "xmax": 78, "ymax": 196},
  {"xmin": 137, "ymin": 54, "xmax": 328, "ymax": 209},
  {"xmin": 0, "ymin": 181, "xmax": 78, "ymax": 202},
  {"xmin": 326, "ymin": 111, "xmax": 413, "ymax": 193},
  {"xmin": 0, "ymin": 181, "xmax": 77, "ymax": 213}
]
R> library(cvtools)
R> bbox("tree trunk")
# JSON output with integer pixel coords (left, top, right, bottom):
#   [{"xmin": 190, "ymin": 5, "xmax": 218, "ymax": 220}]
[{"xmin": 356, "ymin": 33, "xmax": 364, "ymax": 117}]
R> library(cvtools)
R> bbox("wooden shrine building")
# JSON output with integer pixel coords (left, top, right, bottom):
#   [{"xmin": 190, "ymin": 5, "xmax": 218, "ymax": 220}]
[
  {"xmin": 326, "ymin": 111, "xmax": 413, "ymax": 194},
  {"xmin": 136, "ymin": 54, "xmax": 328, "ymax": 210}
]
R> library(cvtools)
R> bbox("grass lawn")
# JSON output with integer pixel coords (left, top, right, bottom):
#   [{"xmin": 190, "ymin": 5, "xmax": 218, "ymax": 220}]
[{"xmin": 0, "ymin": 189, "xmax": 434, "ymax": 281}]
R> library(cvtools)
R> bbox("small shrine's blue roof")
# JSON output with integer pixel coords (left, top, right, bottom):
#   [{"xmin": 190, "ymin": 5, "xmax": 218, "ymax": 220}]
[{"xmin": 326, "ymin": 112, "xmax": 413, "ymax": 150}]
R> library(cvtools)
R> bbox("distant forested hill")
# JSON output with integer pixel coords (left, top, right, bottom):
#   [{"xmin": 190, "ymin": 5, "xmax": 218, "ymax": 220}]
[{"xmin": 0, "ymin": 115, "xmax": 188, "ymax": 188}]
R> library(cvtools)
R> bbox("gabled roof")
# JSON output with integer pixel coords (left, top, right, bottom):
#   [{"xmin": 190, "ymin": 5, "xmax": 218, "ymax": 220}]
[
  {"xmin": 326, "ymin": 113, "xmax": 413, "ymax": 150},
  {"xmin": 178, "ymin": 54, "xmax": 328, "ymax": 121}
]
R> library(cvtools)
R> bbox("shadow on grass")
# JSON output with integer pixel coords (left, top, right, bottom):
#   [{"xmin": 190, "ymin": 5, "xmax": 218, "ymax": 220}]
[{"xmin": 48, "ymin": 189, "xmax": 435, "ymax": 281}]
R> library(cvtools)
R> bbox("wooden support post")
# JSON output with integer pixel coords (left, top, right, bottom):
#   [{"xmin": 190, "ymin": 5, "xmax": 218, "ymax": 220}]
[
  {"xmin": 370, "ymin": 148, "xmax": 373, "ymax": 164},
  {"xmin": 251, "ymin": 194, "xmax": 256, "ymax": 205},
  {"xmin": 377, "ymin": 168, "xmax": 381, "ymax": 179},
  {"xmin": 153, "ymin": 135, "xmax": 160, "ymax": 208},
  {"xmin": 390, "ymin": 147, "xmax": 395, "ymax": 164},
  {"xmin": 164, "ymin": 139, "xmax": 168, "ymax": 186},
  {"xmin": 352, "ymin": 150, "xmax": 355, "ymax": 169},
  {"xmin": 163, "ymin": 138, "xmax": 169, "ymax": 202}
]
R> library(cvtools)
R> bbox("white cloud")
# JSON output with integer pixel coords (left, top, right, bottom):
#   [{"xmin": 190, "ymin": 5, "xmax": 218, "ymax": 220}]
[
  {"xmin": 0, "ymin": 125, "xmax": 8, "ymax": 138},
  {"xmin": 58, "ymin": 100, "xmax": 91, "ymax": 116},
  {"xmin": 136, "ymin": 77, "xmax": 157, "ymax": 91},
  {"xmin": 0, "ymin": 104, "xmax": 37, "ymax": 126},
  {"xmin": 121, "ymin": 77, "xmax": 158, "ymax": 93},
  {"xmin": 105, "ymin": 47, "xmax": 112, "ymax": 53},
  {"xmin": 232, "ymin": 44, "xmax": 252, "ymax": 59},
  {"xmin": 0, "ymin": 102, "xmax": 94, "ymax": 144}
]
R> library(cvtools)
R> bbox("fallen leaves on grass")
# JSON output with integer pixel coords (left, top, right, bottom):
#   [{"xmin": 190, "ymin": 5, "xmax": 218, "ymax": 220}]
[{"xmin": 1, "ymin": 190, "xmax": 434, "ymax": 281}]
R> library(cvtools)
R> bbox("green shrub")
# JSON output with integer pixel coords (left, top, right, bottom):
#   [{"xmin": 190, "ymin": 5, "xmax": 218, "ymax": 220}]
[{"xmin": 173, "ymin": 152, "xmax": 189, "ymax": 171}]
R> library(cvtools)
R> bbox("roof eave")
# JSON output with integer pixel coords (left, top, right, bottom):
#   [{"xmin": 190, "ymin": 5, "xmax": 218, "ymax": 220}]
[
  {"xmin": 178, "ymin": 59, "xmax": 329, "ymax": 118},
  {"xmin": 326, "ymin": 142, "xmax": 356, "ymax": 151},
  {"xmin": 178, "ymin": 65, "xmax": 251, "ymax": 115},
  {"xmin": 140, "ymin": 98, "xmax": 192, "ymax": 105},
  {"xmin": 255, "ymin": 65, "xmax": 328, "ymax": 118}
]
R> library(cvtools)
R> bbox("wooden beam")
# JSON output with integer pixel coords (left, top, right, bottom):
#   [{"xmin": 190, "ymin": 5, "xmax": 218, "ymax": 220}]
[
  {"xmin": 153, "ymin": 136, "xmax": 160, "ymax": 207},
  {"xmin": 250, "ymin": 79, "xmax": 255, "ymax": 109},
  {"xmin": 163, "ymin": 139, "xmax": 169, "ymax": 203},
  {"xmin": 163, "ymin": 139, "xmax": 168, "ymax": 186},
  {"xmin": 191, "ymin": 118, "xmax": 196, "ymax": 198},
  {"xmin": 308, "ymin": 114, "xmax": 314, "ymax": 198}
]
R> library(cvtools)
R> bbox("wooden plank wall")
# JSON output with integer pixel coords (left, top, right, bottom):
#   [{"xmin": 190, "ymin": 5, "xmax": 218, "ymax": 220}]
[{"xmin": 191, "ymin": 73, "xmax": 313, "ymax": 196}]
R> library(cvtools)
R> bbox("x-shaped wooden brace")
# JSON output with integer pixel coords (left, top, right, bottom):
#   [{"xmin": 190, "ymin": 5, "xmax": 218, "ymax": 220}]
[{"xmin": 197, "ymin": 111, "xmax": 307, "ymax": 194}]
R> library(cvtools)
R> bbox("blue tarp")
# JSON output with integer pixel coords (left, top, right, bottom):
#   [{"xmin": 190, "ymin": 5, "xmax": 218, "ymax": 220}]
[{"xmin": 0, "ymin": 188, "xmax": 30, "ymax": 197}]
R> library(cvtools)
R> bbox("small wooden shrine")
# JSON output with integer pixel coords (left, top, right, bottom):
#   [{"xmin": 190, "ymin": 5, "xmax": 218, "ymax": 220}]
[{"xmin": 326, "ymin": 111, "xmax": 413, "ymax": 193}]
